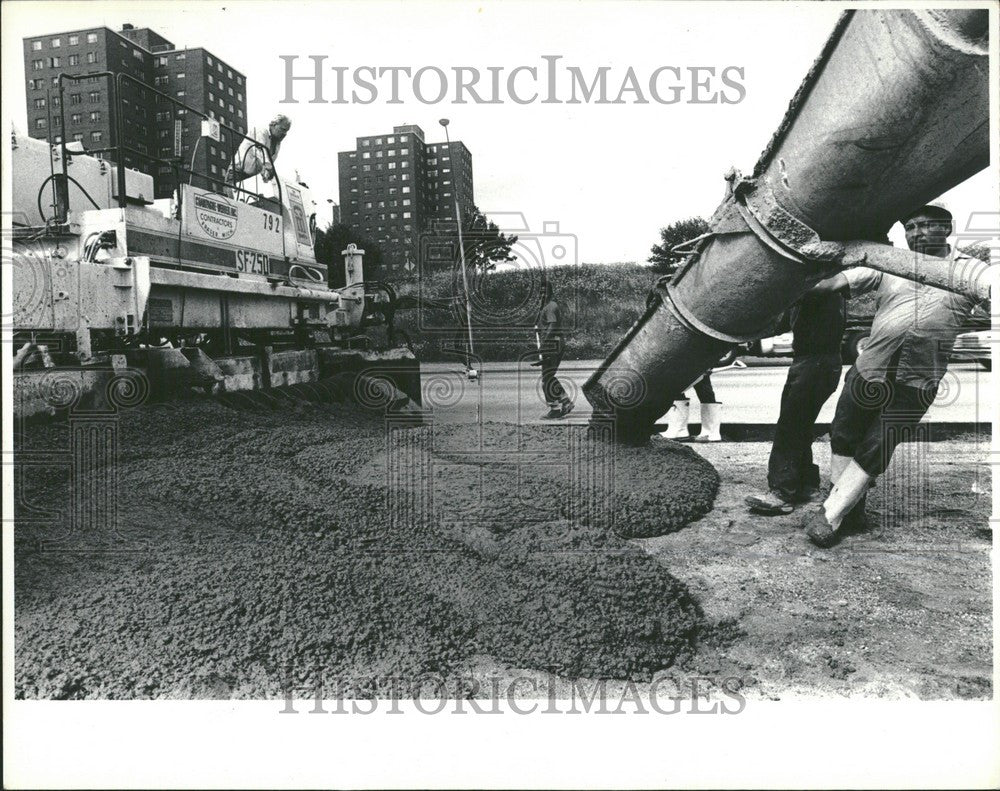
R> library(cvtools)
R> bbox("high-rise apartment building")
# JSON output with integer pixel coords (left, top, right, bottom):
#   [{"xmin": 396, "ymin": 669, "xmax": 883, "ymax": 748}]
[
  {"xmin": 23, "ymin": 23, "xmax": 248, "ymax": 198},
  {"xmin": 337, "ymin": 124, "xmax": 475, "ymax": 271}
]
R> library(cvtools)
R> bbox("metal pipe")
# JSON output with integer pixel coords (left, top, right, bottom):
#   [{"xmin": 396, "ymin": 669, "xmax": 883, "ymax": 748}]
[{"xmin": 584, "ymin": 8, "xmax": 990, "ymax": 442}]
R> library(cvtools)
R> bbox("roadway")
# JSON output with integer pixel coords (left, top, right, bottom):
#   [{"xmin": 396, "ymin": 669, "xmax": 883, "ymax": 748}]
[{"xmin": 417, "ymin": 360, "xmax": 993, "ymax": 426}]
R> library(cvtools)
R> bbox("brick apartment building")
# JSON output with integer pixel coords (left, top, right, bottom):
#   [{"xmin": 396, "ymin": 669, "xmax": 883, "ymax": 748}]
[
  {"xmin": 23, "ymin": 23, "xmax": 248, "ymax": 198},
  {"xmin": 337, "ymin": 124, "xmax": 475, "ymax": 272}
]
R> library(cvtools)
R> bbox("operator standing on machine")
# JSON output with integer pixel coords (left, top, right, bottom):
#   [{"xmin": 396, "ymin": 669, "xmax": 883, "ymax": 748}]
[{"xmin": 225, "ymin": 114, "xmax": 292, "ymax": 194}]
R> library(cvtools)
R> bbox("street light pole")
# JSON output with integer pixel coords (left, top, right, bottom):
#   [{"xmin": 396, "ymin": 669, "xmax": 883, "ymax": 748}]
[{"xmin": 439, "ymin": 118, "xmax": 477, "ymax": 379}]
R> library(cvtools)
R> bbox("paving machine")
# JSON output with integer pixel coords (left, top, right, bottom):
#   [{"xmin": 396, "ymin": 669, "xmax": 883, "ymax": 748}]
[
  {"xmin": 10, "ymin": 71, "xmax": 418, "ymax": 417},
  {"xmin": 584, "ymin": 8, "xmax": 994, "ymax": 441}
]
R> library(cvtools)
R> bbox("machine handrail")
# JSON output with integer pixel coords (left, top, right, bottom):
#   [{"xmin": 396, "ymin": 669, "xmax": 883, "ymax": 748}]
[{"xmin": 55, "ymin": 71, "xmax": 283, "ymax": 214}]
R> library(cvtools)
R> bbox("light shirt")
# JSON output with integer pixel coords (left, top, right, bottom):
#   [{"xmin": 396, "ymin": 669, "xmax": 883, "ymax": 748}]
[{"xmin": 844, "ymin": 251, "xmax": 976, "ymax": 388}]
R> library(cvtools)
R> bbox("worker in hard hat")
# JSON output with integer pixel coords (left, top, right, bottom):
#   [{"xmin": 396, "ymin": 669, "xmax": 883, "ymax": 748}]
[
  {"xmin": 225, "ymin": 114, "xmax": 292, "ymax": 194},
  {"xmin": 801, "ymin": 202, "xmax": 982, "ymax": 548}
]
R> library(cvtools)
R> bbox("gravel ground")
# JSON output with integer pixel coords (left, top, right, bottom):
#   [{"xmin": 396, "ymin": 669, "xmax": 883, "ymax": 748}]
[{"xmin": 14, "ymin": 399, "xmax": 718, "ymax": 699}]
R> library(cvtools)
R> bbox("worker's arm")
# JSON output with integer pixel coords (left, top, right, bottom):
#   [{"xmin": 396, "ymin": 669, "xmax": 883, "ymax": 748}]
[
  {"xmin": 807, "ymin": 272, "xmax": 849, "ymax": 295},
  {"xmin": 809, "ymin": 266, "xmax": 882, "ymax": 298}
]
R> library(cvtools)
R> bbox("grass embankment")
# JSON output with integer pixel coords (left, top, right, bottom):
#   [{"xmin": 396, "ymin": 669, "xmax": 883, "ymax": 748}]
[
  {"xmin": 392, "ymin": 263, "xmax": 877, "ymax": 363},
  {"xmin": 393, "ymin": 263, "xmax": 656, "ymax": 363}
]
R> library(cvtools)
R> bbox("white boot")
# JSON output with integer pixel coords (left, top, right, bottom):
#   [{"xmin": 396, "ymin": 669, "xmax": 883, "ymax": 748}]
[
  {"xmin": 830, "ymin": 453, "xmax": 852, "ymax": 486},
  {"xmin": 692, "ymin": 402, "xmax": 722, "ymax": 442},
  {"xmin": 823, "ymin": 460, "xmax": 873, "ymax": 530},
  {"xmin": 660, "ymin": 400, "xmax": 690, "ymax": 440}
]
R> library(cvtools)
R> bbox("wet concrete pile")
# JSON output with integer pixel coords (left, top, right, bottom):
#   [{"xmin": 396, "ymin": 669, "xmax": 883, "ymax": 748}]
[{"xmin": 14, "ymin": 399, "xmax": 719, "ymax": 698}]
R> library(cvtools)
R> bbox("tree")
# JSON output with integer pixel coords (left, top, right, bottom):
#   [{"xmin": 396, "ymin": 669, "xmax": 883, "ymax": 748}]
[
  {"xmin": 314, "ymin": 224, "xmax": 386, "ymax": 286},
  {"xmin": 648, "ymin": 216, "xmax": 710, "ymax": 275},
  {"xmin": 425, "ymin": 204, "xmax": 518, "ymax": 273}
]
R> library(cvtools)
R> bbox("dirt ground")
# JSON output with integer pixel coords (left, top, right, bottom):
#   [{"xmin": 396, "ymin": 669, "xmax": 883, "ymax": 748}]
[
  {"xmin": 13, "ymin": 399, "xmax": 993, "ymax": 700},
  {"xmin": 648, "ymin": 438, "xmax": 994, "ymax": 700}
]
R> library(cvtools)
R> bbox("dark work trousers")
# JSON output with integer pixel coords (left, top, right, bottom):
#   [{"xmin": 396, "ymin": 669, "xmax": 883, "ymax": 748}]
[
  {"xmin": 541, "ymin": 352, "xmax": 569, "ymax": 407},
  {"xmin": 766, "ymin": 353, "xmax": 843, "ymax": 501},
  {"xmin": 692, "ymin": 375, "xmax": 716, "ymax": 403}
]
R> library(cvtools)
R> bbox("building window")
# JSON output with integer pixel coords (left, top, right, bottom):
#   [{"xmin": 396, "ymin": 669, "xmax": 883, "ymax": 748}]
[
  {"xmin": 88, "ymin": 91, "xmax": 100, "ymax": 103},
  {"xmin": 89, "ymin": 111, "xmax": 101, "ymax": 122},
  {"xmin": 207, "ymin": 55, "xmax": 214, "ymax": 65},
  {"xmin": 208, "ymin": 75, "xmax": 214, "ymax": 86},
  {"xmin": 177, "ymin": 72, "xmax": 185, "ymax": 79},
  {"xmin": 73, "ymin": 132, "xmax": 84, "ymax": 142},
  {"xmin": 155, "ymin": 76, "xmax": 168, "ymax": 86},
  {"xmin": 402, "ymin": 186, "xmax": 410, "ymax": 193},
  {"xmin": 237, "ymin": 92, "xmax": 243, "ymax": 101},
  {"xmin": 227, "ymin": 68, "xmax": 232, "ymax": 78},
  {"xmin": 91, "ymin": 131, "xmax": 103, "ymax": 143},
  {"xmin": 32, "ymin": 40, "xmax": 42, "ymax": 50},
  {"xmin": 70, "ymin": 93, "xmax": 81, "ymax": 105},
  {"xmin": 362, "ymin": 152, "xmax": 370, "ymax": 159},
  {"xmin": 32, "ymin": 59, "xmax": 44, "ymax": 71},
  {"xmin": 51, "ymin": 37, "xmax": 61, "ymax": 48},
  {"xmin": 87, "ymin": 33, "xmax": 97, "ymax": 43},
  {"xmin": 69, "ymin": 35, "xmax": 79, "ymax": 45},
  {"xmin": 159, "ymin": 129, "xmax": 169, "ymax": 139},
  {"xmin": 217, "ymin": 62, "xmax": 223, "ymax": 73},
  {"xmin": 387, "ymin": 136, "xmax": 395, "ymax": 144},
  {"xmin": 28, "ymin": 79, "xmax": 40, "ymax": 89},
  {"xmin": 218, "ymin": 97, "xmax": 224, "ymax": 108},
  {"xmin": 401, "ymin": 174, "xmax": 409, "ymax": 181},
  {"xmin": 228, "ymin": 86, "xmax": 233, "ymax": 96},
  {"xmin": 237, "ymin": 109, "xmax": 243, "ymax": 118},
  {"xmin": 34, "ymin": 118, "xmax": 46, "ymax": 130},
  {"xmin": 34, "ymin": 98, "xmax": 46, "ymax": 109},
  {"xmin": 388, "ymin": 149, "xmax": 396, "ymax": 157},
  {"xmin": 388, "ymin": 162, "xmax": 396, "ymax": 170},
  {"xmin": 400, "ymin": 148, "xmax": 409, "ymax": 155},
  {"xmin": 403, "ymin": 212, "xmax": 411, "ymax": 219},
  {"xmin": 362, "ymin": 164, "xmax": 371, "ymax": 172},
  {"xmin": 54, "ymin": 134, "xmax": 62, "ymax": 143},
  {"xmin": 375, "ymin": 150, "xmax": 382, "ymax": 158},
  {"xmin": 210, "ymin": 164, "xmax": 218, "ymax": 174},
  {"xmin": 68, "ymin": 54, "xmax": 79, "ymax": 66},
  {"xmin": 156, "ymin": 55, "xmax": 168, "ymax": 67},
  {"xmin": 175, "ymin": 52, "xmax": 186, "ymax": 61},
  {"xmin": 87, "ymin": 51, "xmax": 97, "ymax": 63},
  {"xmin": 133, "ymin": 49, "xmax": 142, "ymax": 60},
  {"xmin": 177, "ymin": 90, "xmax": 185, "ymax": 97},
  {"xmin": 403, "ymin": 199, "xmax": 411, "ymax": 206}
]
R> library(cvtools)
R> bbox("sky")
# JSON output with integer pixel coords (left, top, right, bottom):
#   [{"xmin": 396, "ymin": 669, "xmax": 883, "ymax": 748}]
[{"xmin": 3, "ymin": 0, "xmax": 996, "ymax": 263}]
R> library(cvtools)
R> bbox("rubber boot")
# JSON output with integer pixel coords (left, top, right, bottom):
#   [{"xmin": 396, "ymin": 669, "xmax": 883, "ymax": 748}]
[
  {"xmin": 830, "ymin": 453, "xmax": 852, "ymax": 486},
  {"xmin": 692, "ymin": 402, "xmax": 722, "ymax": 442},
  {"xmin": 822, "ymin": 460, "xmax": 873, "ymax": 530},
  {"xmin": 660, "ymin": 400, "xmax": 690, "ymax": 440}
]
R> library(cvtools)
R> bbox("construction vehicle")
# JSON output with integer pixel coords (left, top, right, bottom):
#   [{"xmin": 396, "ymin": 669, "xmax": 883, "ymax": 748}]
[
  {"xmin": 584, "ymin": 8, "xmax": 993, "ymax": 441},
  {"xmin": 10, "ymin": 71, "xmax": 418, "ymax": 417}
]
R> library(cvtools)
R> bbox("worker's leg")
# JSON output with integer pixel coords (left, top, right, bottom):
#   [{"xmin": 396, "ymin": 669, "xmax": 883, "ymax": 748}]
[
  {"xmin": 692, "ymin": 374, "xmax": 716, "ymax": 404},
  {"xmin": 804, "ymin": 366, "xmax": 883, "ymax": 544},
  {"xmin": 541, "ymin": 353, "xmax": 571, "ymax": 416},
  {"xmin": 756, "ymin": 354, "xmax": 840, "ymax": 511},
  {"xmin": 692, "ymin": 374, "xmax": 721, "ymax": 441},
  {"xmin": 767, "ymin": 355, "xmax": 818, "ymax": 501},
  {"xmin": 540, "ymin": 354, "xmax": 560, "ymax": 407}
]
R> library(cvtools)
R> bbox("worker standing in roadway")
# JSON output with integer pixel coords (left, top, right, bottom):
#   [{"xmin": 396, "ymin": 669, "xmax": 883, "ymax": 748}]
[{"xmin": 537, "ymin": 282, "xmax": 574, "ymax": 419}]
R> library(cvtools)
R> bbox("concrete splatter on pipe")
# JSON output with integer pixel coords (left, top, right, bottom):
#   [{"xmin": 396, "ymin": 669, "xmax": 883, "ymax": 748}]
[{"xmin": 584, "ymin": 9, "xmax": 990, "ymax": 442}]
